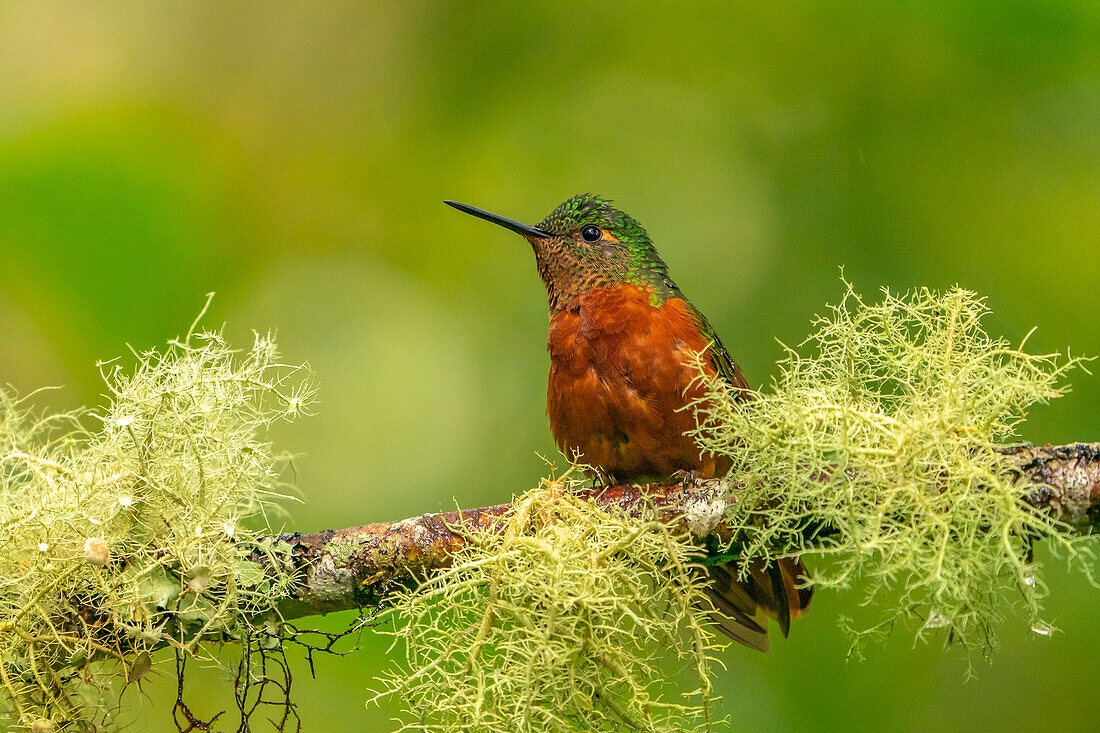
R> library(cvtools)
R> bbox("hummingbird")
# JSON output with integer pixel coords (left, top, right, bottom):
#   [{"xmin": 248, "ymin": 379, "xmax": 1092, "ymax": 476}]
[{"xmin": 445, "ymin": 194, "xmax": 811, "ymax": 651}]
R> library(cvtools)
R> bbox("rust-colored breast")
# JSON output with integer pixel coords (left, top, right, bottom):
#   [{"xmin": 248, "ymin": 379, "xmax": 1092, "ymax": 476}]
[{"xmin": 546, "ymin": 284, "xmax": 734, "ymax": 481}]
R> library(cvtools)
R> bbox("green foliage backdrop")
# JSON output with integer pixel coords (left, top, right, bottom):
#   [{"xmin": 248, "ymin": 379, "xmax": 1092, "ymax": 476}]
[{"xmin": 0, "ymin": 2, "xmax": 1096, "ymax": 730}]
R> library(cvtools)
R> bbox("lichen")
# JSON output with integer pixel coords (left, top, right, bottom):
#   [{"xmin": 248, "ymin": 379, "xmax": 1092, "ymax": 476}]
[
  {"xmin": 0, "ymin": 311, "xmax": 314, "ymax": 730},
  {"xmin": 688, "ymin": 280, "xmax": 1094, "ymax": 660},
  {"xmin": 323, "ymin": 534, "xmax": 364, "ymax": 567},
  {"xmin": 373, "ymin": 470, "xmax": 722, "ymax": 732}
]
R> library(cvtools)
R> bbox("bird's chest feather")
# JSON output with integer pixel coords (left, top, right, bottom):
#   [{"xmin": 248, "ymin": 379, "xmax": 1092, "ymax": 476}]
[{"xmin": 545, "ymin": 284, "xmax": 723, "ymax": 479}]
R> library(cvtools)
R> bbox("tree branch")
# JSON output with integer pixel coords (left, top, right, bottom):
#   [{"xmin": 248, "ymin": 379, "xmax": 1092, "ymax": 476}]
[{"xmin": 265, "ymin": 442, "xmax": 1100, "ymax": 621}]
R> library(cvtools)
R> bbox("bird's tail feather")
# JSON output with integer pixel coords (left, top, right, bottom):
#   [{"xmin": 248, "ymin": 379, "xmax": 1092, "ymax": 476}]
[{"xmin": 701, "ymin": 557, "xmax": 812, "ymax": 652}]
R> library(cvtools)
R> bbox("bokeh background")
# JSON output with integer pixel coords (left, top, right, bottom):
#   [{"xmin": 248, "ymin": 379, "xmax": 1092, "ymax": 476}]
[{"xmin": 1, "ymin": 2, "xmax": 1098, "ymax": 730}]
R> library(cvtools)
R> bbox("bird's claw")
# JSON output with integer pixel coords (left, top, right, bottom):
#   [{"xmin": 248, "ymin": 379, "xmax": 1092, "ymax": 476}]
[
  {"xmin": 589, "ymin": 467, "xmax": 618, "ymax": 489},
  {"xmin": 669, "ymin": 469, "xmax": 703, "ymax": 488}
]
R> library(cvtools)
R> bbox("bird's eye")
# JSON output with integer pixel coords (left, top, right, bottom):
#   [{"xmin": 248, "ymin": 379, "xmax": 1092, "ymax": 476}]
[{"xmin": 580, "ymin": 225, "xmax": 602, "ymax": 242}]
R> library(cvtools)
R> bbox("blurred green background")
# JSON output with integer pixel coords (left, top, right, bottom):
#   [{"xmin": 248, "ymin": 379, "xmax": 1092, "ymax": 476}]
[{"xmin": 1, "ymin": 2, "xmax": 1097, "ymax": 730}]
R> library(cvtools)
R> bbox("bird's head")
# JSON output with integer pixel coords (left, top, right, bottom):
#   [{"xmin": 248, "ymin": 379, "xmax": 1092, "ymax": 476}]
[{"xmin": 446, "ymin": 194, "xmax": 675, "ymax": 311}]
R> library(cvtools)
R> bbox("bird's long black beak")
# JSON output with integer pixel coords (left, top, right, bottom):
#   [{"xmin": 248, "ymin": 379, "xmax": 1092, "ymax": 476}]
[{"xmin": 444, "ymin": 200, "xmax": 551, "ymax": 239}]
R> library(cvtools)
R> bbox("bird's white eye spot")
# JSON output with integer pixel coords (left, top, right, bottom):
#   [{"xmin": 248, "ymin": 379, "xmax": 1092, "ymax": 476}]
[{"xmin": 580, "ymin": 225, "xmax": 602, "ymax": 242}]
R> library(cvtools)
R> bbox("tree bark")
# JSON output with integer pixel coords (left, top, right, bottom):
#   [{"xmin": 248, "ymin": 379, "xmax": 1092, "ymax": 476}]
[{"xmin": 263, "ymin": 442, "xmax": 1100, "ymax": 621}]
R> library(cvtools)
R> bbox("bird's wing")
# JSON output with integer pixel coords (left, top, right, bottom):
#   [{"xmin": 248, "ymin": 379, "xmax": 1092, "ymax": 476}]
[{"xmin": 686, "ymin": 304, "xmax": 750, "ymax": 393}]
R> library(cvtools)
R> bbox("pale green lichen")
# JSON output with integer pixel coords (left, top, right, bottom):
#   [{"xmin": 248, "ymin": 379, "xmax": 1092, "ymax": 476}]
[
  {"xmin": 373, "ymin": 471, "xmax": 722, "ymax": 733},
  {"xmin": 689, "ymin": 280, "xmax": 1094, "ymax": 660},
  {"xmin": 324, "ymin": 534, "xmax": 365, "ymax": 567},
  {"xmin": 0, "ymin": 315, "xmax": 314, "ymax": 731}
]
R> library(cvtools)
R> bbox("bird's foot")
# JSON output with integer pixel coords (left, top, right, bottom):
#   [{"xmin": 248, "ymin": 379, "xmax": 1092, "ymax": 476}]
[
  {"xmin": 588, "ymin": 467, "xmax": 619, "ymax": 489},
  {"xmin": 669, "ymin": 468, "xmax": 703, "ymax": 488}
]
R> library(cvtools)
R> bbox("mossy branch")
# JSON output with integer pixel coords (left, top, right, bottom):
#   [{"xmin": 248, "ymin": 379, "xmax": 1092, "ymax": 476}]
[{"xmin": 264, "ymin": 442, "xmax": 1100, "ymax": 622}]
